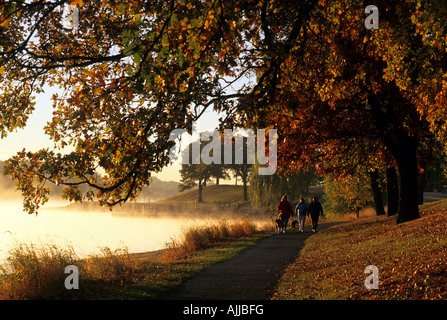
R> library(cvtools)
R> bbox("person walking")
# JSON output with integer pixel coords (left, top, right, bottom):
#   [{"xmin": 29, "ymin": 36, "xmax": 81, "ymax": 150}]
[
  {"xmin": 277, "ymin": 195, "xmax": 293, "ymax": 233},
  {"xmin": 295, "ymin": 197, "xmax": 308, "ymax": 232},
  {"xmin": 307, "ymin": 196, "xmax": 324, "ymax": 232}
]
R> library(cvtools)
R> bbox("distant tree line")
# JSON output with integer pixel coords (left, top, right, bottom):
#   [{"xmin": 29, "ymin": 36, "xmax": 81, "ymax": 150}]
[
  {"xmin": 178, "ymin": 134, "xmax": 252, "ymax": 203},
  {"xmin": 249, "ymin": 165, "xmax": 317, "ymax": 209}
]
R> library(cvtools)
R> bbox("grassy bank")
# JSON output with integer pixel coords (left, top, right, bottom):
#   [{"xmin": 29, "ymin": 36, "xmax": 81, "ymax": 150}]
[
  {"xmin": 0, "ymin": 219, "xmax": 270, "ymax": 299},
  {"xmin": 273, "ymin": 200, "xmax": 447, "ymax": 300},
  {"xmin": 4, "ymin": 198, "xmax": 445, "ymax": 300},
  {"xmin": 156, "ymin": 184, "xmax": 247, "ymax": 205}
]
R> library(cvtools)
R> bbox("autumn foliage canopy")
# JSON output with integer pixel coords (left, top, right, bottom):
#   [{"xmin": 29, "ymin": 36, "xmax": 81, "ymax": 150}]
[{"xmin": 1, "ymin": 0, "xmax": 447, "ymax": 223}]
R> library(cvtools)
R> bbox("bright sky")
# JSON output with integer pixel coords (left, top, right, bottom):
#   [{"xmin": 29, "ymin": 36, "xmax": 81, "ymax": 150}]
[
  {"xmin": 0, "ymin": 87, "xmax": 56, "ymax": 161},
  {"xmin": 0, "ymin": 87, "xmax": 221, "ymax": 182}
]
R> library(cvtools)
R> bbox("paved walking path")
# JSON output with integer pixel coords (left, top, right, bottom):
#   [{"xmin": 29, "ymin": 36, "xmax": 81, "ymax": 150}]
[{"xmin": 165, "ymin": 222, "xmax": 341, "ymax": 300}]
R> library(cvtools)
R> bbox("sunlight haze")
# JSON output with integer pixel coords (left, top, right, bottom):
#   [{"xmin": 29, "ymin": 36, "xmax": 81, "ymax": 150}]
[{"xmin": 0, "ymin": 89, "xmax": 222, "ymax": 183}]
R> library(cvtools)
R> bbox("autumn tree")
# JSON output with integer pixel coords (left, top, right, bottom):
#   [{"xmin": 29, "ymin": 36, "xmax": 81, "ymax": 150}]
[
  {"xmin": 324, "ymin": 170, "xmax": 374, "ymax": 219},
  {"xmin": 178, "ymin": 163, "xmax": 210, "ymax": 203},
  {"xmin": 243, "ymin": 0, "xmax": 447, "ymax": 223},
  {"xmin": 208, "ymin": 163, "xmax": 230, "ymax": 185},
  {"xmin": 2, "ymin": 0, "xmax": 447, "ymax": 224},
  {"xmin": 224, "ymin": 135, "xmax": 253, "ymax": 201},
  {"xmin": 368, "ymin": 169, "xmax": 386, "ymax": 216},
  {"xmin": 3, "ymin": 0, "xmax": 310, "ymax": 213}
]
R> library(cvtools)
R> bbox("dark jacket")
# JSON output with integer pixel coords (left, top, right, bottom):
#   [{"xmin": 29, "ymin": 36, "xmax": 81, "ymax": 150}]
[
  {"xmin": 277, "ymin": 200, "xmax": 293, "ymax": 219},
  {"xmin": 307, "ymin": 201, "xmax": 323, "ymax": 217}
]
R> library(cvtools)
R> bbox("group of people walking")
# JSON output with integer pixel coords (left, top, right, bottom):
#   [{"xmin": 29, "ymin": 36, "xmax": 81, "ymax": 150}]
[{"xmin": 277, "ymin": 195, "xmax": 324, "ymax": 233}]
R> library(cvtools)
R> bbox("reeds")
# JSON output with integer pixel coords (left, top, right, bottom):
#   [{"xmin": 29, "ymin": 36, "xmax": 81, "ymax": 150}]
[
  {"xmin": 0, "ymin": 243, "xmax": 78, "ymax": 299},
  {"xmin": 162, "ymin": 218, "xmax": 268, "ymax": 261},
  {"xmin": 0, "ymin": 243, "xmax": 147, "ymax": 300}
]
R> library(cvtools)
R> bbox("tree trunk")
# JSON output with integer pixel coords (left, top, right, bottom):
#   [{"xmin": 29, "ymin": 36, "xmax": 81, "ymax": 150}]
[
  {"xmin": 369, "ymin": 169, "xmax": 386, "ymax": 216},
  {"xmin": 393, "ymin": 138, "xmax": 420, "ymax": 223},
  {"xmin": 242, "ymin": 176, "xmax": 248, "ymax": 201},
  {"xmin": 198, "ymin": 179, "xmax": 203, "ymax": 203},
  {"xmin": 386, "ymin": 167, "xmax": 399, "ymax": 216},
  {"xmin": 368, "ymin": 89, "xmax": 419, "ymax": 223}
]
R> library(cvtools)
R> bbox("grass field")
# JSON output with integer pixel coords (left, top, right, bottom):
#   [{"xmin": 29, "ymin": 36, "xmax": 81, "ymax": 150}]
[
  {"xmin": 56, "ymin": 184, "xmax": 251, "ymax": 217},
  {"xmin": 155, "ymin": 184, "xmax": 247, "ymax": 205},
  {"xmin": 272, "ymin": 200, "xmax": 447, "ymax": 300}
]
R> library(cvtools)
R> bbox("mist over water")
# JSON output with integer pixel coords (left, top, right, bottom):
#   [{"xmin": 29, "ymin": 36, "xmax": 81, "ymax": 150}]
[{"xmin": 0, "ymin": 201, "xmax": 229, "ymax": 262}]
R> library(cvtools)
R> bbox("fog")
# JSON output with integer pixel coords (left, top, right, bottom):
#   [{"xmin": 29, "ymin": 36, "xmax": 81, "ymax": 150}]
[
  {"xmin": 0, "ymin": 164, "xmax": 21, "ymax": 200},
  {"xmin": 0, "ymin": 200, "xmax": 269, "ymax": 264},
  {"xmin": 0, "ymin": 160, "xmax": 182, "ymax": 203}
]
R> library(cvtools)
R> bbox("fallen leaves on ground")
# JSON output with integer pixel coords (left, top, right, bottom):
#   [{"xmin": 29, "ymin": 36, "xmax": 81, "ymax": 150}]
[{"xmin": 273, "ymin": 200, "xmax": 447, "ymax": 300}]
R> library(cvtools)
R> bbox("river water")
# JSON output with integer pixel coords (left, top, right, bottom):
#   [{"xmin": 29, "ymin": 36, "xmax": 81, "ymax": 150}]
[{"xmin": 0, "ymin": 201, "xmax": 219, "ymax": 263}]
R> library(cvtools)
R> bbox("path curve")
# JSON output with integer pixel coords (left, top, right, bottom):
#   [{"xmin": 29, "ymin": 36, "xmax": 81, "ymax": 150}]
[{"xmin": 165, "ymin": 222, "xmax": 341, "ymax": 300}]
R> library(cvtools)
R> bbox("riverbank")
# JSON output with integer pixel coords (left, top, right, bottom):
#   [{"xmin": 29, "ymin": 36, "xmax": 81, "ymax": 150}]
[
  {"xmin": 123, "ymin": 232, "xmax": 273, "ymax": 299},
  {"xmin": 0, "ymin": 218, "xmax": 271, "ymax": 299}
]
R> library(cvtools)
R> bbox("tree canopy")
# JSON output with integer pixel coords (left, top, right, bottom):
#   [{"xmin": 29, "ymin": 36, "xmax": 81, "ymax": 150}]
[
  {"xmin": 0, "ymin": 0, "xmax": 270, "ymax": 213},
  {"xmin": 1, "ymin": 0, "xmax": 447, "ymax": 223},
  {"xmin": 242, "ymin": 0, "xmax": 447, "ymax": 223}
]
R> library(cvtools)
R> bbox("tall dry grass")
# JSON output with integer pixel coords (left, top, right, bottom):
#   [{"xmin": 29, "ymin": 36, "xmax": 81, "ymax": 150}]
[
  {"xmin": 0, "ymin": 219, "xmax": 270, "ymax": 299},
  {"xmin": 162, "ymin": 218, "xmax": 269, "ymax": 261},
  {"xmin": 0, "ymin": 243, "xmax": 147, "ymax": 300},
  {"xmin": 0, "ymin": 243, "xmax": 78, "ymax": 299}
]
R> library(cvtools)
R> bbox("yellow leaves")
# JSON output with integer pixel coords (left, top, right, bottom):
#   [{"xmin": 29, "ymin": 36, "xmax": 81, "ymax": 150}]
[
  {"xmin": 441, "ymin": 79, "xmax": 447, "ymax": 95},
  {"xmin": 133, "ymin": 13, "xmax": 142, "ymax": 23},
  {"xmin": 0, "ymin": 17, "xmax": 11, "ymax": 28},
  {"xmin": 228, "ymin": 20, "xmax": 236, "ymax": 31},
  {"xmin": 70, "ymin": 0, "xmax": 85, "ymax": 7}
]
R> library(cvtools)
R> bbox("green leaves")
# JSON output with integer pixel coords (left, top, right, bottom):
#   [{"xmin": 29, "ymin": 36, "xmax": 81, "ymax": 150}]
[{"xmin": 190, "ymin": 18, "xmax": 201, "ymax": 28}]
